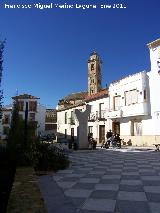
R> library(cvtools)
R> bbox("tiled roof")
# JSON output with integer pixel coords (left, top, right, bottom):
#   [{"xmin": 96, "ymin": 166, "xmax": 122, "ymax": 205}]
[
  {"xmin": 85, "ymin": 89, "xmax": 108, "ymax": 102},
  {"xmin": 2, "ymin": 108, "xmax": 12, "ymax": 112},
  {"xmin": 57, "ymin": 101, "xmax": 85, "ymax": 112},
  {"xmin": 12, "ymin": 94, "xmax": 39, "ymax": 100},
  {"xmin": 63, "ymin": 91, "xmax": 87, "ymax": 101}
]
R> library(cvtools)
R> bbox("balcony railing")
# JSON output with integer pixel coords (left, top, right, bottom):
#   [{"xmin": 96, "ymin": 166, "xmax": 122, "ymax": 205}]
[
  {"xmin": 88, "ymin": 110, "xmax": 107, "ymax": 121},
  {"xmin": 98, "ymin": 110, "xmax": 106, "ymax": 120},
  {"xmin": 68, "ymin": 117, "xmax": 75, "ymax": 125},
  {"xmin": 88, "ymin": 112, "xmax": 97, "ymax": 121}
]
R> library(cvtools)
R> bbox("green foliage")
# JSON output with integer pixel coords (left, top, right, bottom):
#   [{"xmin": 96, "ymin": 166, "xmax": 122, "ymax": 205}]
[
  {"xmin": 7, "ymin": 101, "xmax": 70, "ymax": 170},
  {"xmin": 7, "ymin": 101, "xmax": 37, "ymax": 165},
  {"xmin": 32, "ymin": 142, "xmax": 70, "ymax": 171}
]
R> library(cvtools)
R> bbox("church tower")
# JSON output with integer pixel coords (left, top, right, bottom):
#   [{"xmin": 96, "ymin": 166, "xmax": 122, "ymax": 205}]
[{"xmin": 88, "ymin": 51, "xmax": 102, "ymax": 96}]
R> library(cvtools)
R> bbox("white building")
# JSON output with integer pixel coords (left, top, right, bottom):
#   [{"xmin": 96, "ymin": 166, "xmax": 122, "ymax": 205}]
[
  {"xmin": 0, "ymin": 94, "xmax": 46, "ymax": 139},
  {"xmin": 57, "ymin": 38, "xmax": 160, "ymax": 147}
]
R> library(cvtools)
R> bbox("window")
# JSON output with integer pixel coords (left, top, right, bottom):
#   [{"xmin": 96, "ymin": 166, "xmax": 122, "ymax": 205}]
[
  {"xmin": 45, "ymin": 124, "xmax": 57, "ymax": 130},
  {"xmin": 65, "ymin": 112, "xmax": 67, "ymax": 124},
  {"xmin": 29, "ymin": 101, "xmax": 37, "ymax": 111},
  {"xmin": 91, "ymin": 64, "xmax": 94, "ymax": 70},
  {"xmin": 131, "ymin": 120, "xmax": 142, "ymax": 136},
  {"xmin": 125, "ymin": 89, "xmax": 138, "ymax": 106},
  {"xmin": 88, "ymin": 126, "xmax": 93, "ymax": 134},
  {"xmin": 2, "ymin": 114, "xmax": 10, "ymax": 124},
  {"xmin": 71, "ymin": 111, "xmax": 75, "ymax": 124},
  {"xmin": 113, "ymin": 96, "xmax": 121, "ymax": 111},
  {"xmin": 144, "ymin": 89, "xmax": 147, "ymax": 101},
  {"xmin": 65, "ymin": 129, "xmax": 67, "ymax": 138},
  {"xmin": 29, "ymin": 113, "xmax": 35, "ymax": 121},
  {"xmin": 90, "ymin": 88, "xmax": 94, "ymax": 94},
  {"xmin": 18, "ymin": 101, "xmax": 24, "ymax": 111},
  {"xmin": 99, "ymin": 103, "xmax": 105, "ymax": 118}
]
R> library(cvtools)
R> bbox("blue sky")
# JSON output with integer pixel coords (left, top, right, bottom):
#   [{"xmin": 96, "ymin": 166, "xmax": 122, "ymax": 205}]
[{"xmin": 0, "ymin": 0, "xmax": 159, "ymax": 108}]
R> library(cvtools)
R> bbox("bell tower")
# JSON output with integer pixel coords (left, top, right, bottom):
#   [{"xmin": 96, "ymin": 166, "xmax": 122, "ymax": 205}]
[{"xmin": 88, "ymin": 51, "xmax": 102, "ymax": 96}]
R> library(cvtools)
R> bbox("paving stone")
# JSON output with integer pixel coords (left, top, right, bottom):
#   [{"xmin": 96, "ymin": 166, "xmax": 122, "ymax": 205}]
[
  {"xmin": 79, "ymin": 178, "xmax": 100, "ymax": 183},
  {"xmin": 95, "ymin": 184, "xmax": 119, "ymax": 191},
  {"xmin": 50, "ymin": 150, "xmax": 160, "ymax": 212},
  {"xmin": 139, "ymin": 169, "xmax": 156, "ymax": 173},
  {"xmin": 73, "ymin": 183, "xmax": 95, "ymax": 190},
  {"xmin": 141, "ymin": 176, "xmax": 160, "ymax": 181},
  {"xmin": 60, "ymin": 177, "xmax": 80, "ymax": 182},
  {"xmin": 88, "ymin": 170, "xmax": 105, "ymax": 175},
  {"xmin": 123, "ymin": 168, "xmax": 138, "ymax": 172},
  {"xmin": 105, "ymin": 171, "xmax": 121, "ymax": 175},
  {"xmin": 142, "ymin": 180, "xmax": 160, "ymax": 186},
  {"xmin": 149, "ymin": 202, "xmax": 160, "ymax": 213},
  {"xmin": 82, "ymin": 198, "xmax": 116, "ymax": 211},
  {"xmin": 117, "ymin": 191, "xmax": 147, "ymax": 201},
  {"xmin": 65, "ymin": 173, "xmax": 86, "ymax": 178},
  {"xmin": 120, "ymin": 180, "xmax": 142, "ymax": 185},
  {"xmin": 53, "ymin": 175, "xmax": 63, "ymax": 181},
  {"xmin": 57, "ymin": 181, "xmax": 76, "ymax": 189},
  {"xmin": 116, "ymin": 201, "xmax": 150, "ymax": 213},
  {"xmin": 57, "ymin": 169, "xmax": 73, "ymax": 174},
  {"xmin": 144, "ymin": 186, "xmax": 160, "ymax": 193},
  {"xmin": 84, "ymin": 174, "xmax": 104, "ymax": 178},
  {"xmin": 90, "ymin": 190, "xmax": 117, "ymax": 199},
  {"xmin": 107, "ymin": 169, "xmax": 122, "ymax": 172},
  {"xmin": 64, "ymin": 189, "xmax": 92, "ymax": 198},
  {"xmin": 70, "ymin": 198, "xmax": 86, "ymax": 208},
  {"xmin": 140, "ymin": 172, "xmax": 157, "ymax": 176},
  {"xmin": 146, "ymin": 192, "xmax": 160, "ymax": 202},
  {"xmin": 119, "ymin": 184, "xmax": 144, "ymax": 192},
  {"xmin": 100, "ymin": 179, "xmax": 120, "ymax": 184},
  {"xmin": 102, "ymin": 175, "xmax": 121, "ymax": 179},
  {"xmin": 121, "ymin": 175, "xmax": 140, "ymax": 180}
]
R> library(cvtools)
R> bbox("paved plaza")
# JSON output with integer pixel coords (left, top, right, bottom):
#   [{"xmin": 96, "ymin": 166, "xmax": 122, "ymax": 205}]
[{"xmin": 39, "ymin": 148, "xmax": 160, "ymax": 213}]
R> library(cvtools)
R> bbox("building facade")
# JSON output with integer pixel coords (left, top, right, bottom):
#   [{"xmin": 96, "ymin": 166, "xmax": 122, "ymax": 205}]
[
  {"xmin": 0, "ymin": 94, "xmax": 46, "ymax": 139},
  {"xmin": 45, "ymin": 109, "xmax": 57, "ymax": 136},
  {"xmin": 57, "ymin": 38, "xmax": 160, "ymax": 146}
]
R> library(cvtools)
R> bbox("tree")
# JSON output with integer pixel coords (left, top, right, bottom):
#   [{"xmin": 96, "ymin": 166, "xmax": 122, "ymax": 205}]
[
  {"xmin": 0, "ymin": 39, "xmax": 6, "ymax": 119},
  {"xmin": 7, "ymin": 101, "xmax": 24, "ymax": 160}
]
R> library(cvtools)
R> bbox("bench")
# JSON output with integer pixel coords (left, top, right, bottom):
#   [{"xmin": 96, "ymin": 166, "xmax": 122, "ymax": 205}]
[{"xmin": 153, "ymin": 144, "xmax": 160, "ymax": 151}]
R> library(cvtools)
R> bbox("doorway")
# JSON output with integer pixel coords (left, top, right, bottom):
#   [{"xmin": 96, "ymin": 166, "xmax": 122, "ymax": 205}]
[
  {"xmin": 112, "ymin": 122, "xmax": 120, "ymax": 134},
  {"xmin": 71, "ymin": 128, "xmax": 74, "ymax": 141},
  {"xmin": 99, "ymin": 125, "xmax": 105, "ymax": 144}
]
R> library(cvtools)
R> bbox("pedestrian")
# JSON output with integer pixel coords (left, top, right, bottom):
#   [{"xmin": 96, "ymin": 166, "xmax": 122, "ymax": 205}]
[
  {"xmin": 106, "ymin": 130, "xmax": 113, "ymax": 147},
  {"xmin": 106, "ymin": 129, "xmax": 113, "ymax": 140},
  {"xmin": 115, "ymin": 133, "xmax": 121, "ymax": 148}
]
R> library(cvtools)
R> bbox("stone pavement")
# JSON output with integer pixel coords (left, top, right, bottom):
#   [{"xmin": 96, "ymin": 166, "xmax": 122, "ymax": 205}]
[{"xmin": 39, "ymin": 148, "xmax": 160, "ymax": 213}]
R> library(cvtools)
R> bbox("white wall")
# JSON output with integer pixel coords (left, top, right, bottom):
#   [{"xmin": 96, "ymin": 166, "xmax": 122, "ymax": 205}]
[{"xmin": 37, "ymin": 104, "xmax": 46, "ymax": 135}]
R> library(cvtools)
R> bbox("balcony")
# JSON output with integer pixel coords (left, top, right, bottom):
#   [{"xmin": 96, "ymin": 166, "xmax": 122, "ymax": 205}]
[
  {"xmin": 107, "ymin": 102, "xmax": 149, "ymax": 119},
  {"xmin": 88, "ymin": 110, "xmax": 107, "ymax": 121},
  {"xmin": 98, "ymin": 110, "xmax": 106, "ymax": 120},
  {"xmin": 107, "ymin": 110, "xmax": 122, "ymax": 119},
  {"xmin": 122, "ymin": 102, "xmax": 149, "ymax": 117},
  {"xmin": 68, "ymin": 117, "xmax": 75, "ymax": 125},
  {"xmin": 88, "ymin": 112, "xmax": 97, "ymax": 121}
]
